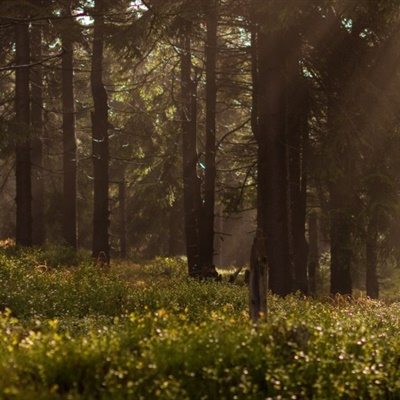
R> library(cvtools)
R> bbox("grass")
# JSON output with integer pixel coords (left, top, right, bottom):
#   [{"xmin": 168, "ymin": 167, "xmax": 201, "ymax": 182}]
[{"xmin": 0, "ymin": 244, "xmax": 400, "ymax": 398}]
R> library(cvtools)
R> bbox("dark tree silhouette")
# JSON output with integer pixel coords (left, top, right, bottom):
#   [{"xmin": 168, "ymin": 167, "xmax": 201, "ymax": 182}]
[
  {"xmin": 61, "ymin": 8, "xmax": 78, "ymax": 249},
  {"xmin": 91, "ymin": 0, "xmax": 110, "ymax": 262},
  {"xmin": 180, "ymin": 17, "xmax": 202, "ymax": 277},
  {"xmin": 15, "ymin": 21, "xmax": 32, "ymax": 246},
  {"xmin": 255, "ymin": 25, "xmax": 293, "ymax": 296},
  {"xmin": 31, "ymin": 22, "xmax": 45, "ymax": 246},
  {"xmin": 200, "ymin": 0, "xmax": 218, "ymax": 273}
]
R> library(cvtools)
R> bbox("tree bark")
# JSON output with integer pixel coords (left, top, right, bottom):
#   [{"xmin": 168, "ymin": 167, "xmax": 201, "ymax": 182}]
[
  {"xmin": 31, "ymin": 23, "xmax": 45, "ymax": 246},
  {"xmin": 256, "ymin": 28, "xmax": 292, "ymax": 296},
  {"xmin": 287, "ymin": 67, "xmax": 309, "ymax": 295},
  {"xmin": 366, "ymin": 215, "xmax": 379, "ymax": 299},
  {"xmin": 249, "ymin": 231, "xmax": 267, "ymax": 322},
  {"xmin": 327, "ymin": 91, "xmax": 353, "ymax": 296},
  {"xmin": 324, "ymin": 16, "xmax": 356, "ymax": 297},
  {"xmin": 15, "ymin": 21, "xmax": 32, "ymax": 246},
  {"xmin": 200, "ymin": 0, "xmax": 218, "ymax": 273},
  {"xmin": 180, "ymin": 18, "xmax": 202, "ymax": 277},
  {"xmin": 118, "ymin": 178, "xmax": 127, "ymax": 258},
  {"xmin": 61, "ymin": 14, "xmax": 78, "ymax": 249},
  {"xmin": 307, "ymin": 211, "xmax": 319, "ymax": 296},
  {"xmin": 329, "ymin": 179, "xmax": 352, "ymax": 295},
  {"xmin": 91, "ymin": 0, "xmax": 110, "ymax": 262}
]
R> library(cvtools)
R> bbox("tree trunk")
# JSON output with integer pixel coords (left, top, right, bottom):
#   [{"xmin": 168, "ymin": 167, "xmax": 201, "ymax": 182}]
[
  {"xmin": 327, "ymin": 90, "xmax": 353, "ymax": 296},
  {"xmin": 31, "ymin": 23, "xmax": 45, "ymax": 246},
  {"xmin": 61, "ymin": 16, "xmax": 78, "ymax": 249},
  {"xmin": 256, "ymin": 28, "xmax": 292, "ymax": 296},
  {"xmin": 288, "ymin": 71, "xmax": 309, "ymax": 295},
  {"xmin": 15, "ymin": 22, "xmax": 32, "ymax": 246},
  {"xmin": 366, "ymin": 215, "xmax": 379, "ymax": 299},
  {"xmin": 200, "ymin": 0, "xmax": 218, "ymax": 273},
  {"xmin": 250, "ymin": 29, "xmax": 259, "ymax": 145},
  {"xmin": 329, "ymin": 180, "xmax": 352, "ymax": 295},
  {"xmin": 118, "ymin": 178, "xmax": 127, "ymax": 258},
  {"xmin": 91, "ymin": 0, "xmax": 110, "ymax": 262},
  {"xmin": 249, "ymin": 231, "xmax": 267, "ymax": 322},
  {"xmin": 324, "ymin": 18, "xmax": 356, "ymax": 297},
  {"xmin": 180, "ymin": 19, "xmax": 202, "ymax": 277},
  {"xmin": 307, "ymin": 211, "xmax": 319, "ymax": 296}
]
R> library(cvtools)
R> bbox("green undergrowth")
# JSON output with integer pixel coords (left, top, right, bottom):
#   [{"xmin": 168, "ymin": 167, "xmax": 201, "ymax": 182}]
[{"xmin": 1, "ymin": 246, "xmax": 400, "ymax": 398}]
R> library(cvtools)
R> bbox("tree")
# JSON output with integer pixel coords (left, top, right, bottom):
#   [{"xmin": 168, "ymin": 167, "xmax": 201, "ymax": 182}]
[
  {"xmin": 30, "ymin": 19, "xmax": 45, "ymax": 246},
  {"xmin": 286, "ymin": 26, "xmax": 309, "ymax": 294},
  {"xmin": 180, "ymin": 17, "xmax": 202, "ymax": 277},
  {"xmin": 254, "ymin": 5, "xmax": 294, "ymax": 296},
  {"xmin": 15, "ymin": 20, "xmax": 32, "ymax": 246},
  {"xmin": 200, "ymin": 0, "xmax": 218, "ymax": 272},
  {"xmin": 91, "ymin": 0, "xmax": 110, "ymax": 261},
  {"xmin": 307, "ymin": 211, "xmax": 319, "ymax": 296},
  {"xmin": 61, "ymin": 4, "xmax": 78, "ymax": 249}
]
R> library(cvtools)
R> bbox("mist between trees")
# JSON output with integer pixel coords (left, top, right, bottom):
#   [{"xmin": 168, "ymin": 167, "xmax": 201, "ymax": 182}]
[{"xmin": 1, "ymin": 0, "xmax": 400, "ymax": 304}]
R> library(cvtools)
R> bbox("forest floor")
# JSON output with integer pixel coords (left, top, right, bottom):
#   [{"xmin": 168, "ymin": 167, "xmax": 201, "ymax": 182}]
[{"xmin": 0, "ymin": 243, "xmax": 400, "ymax": 399}]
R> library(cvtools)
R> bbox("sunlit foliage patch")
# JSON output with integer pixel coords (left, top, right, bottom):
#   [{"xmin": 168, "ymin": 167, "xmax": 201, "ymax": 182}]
[{"xmin": 1, "ymin": 247, "xmax": 400, "ymax": 399}]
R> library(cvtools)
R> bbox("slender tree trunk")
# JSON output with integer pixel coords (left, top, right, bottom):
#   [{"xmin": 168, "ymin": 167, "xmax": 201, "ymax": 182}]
[
  {"xmin": 215, "ymin": 203, "xmax": 223, "ymax": 267},
  {"xmin": 15, "ymin": 22, "xmax": 32, "ymax": 246},
  {"xmin": 91, "ymin": 0, "xmax": 110, "ymax": 261},
  {"xmin": 250, "ymin": 26, "xmax": 264, "ymax": 236},
  {"xmin": 322, "ymin": 18, "xmax": 356, "ymax": 297},
  {"xmin": 191, "ymin": 76, "xmax": 203, "ymax": 267},
  {"xmin": 118, "ymin": 177, "xmax": 127, "ymax": 258},
  {"xmin": 366, "ymin": 215, "xmax": 379, "ymax": 298},
  {"xmin": 180, "ymin": 19, "xmax": 202, "ymax": 277},
  {"xmin": 249, "ymin": 25, "xmax": 268, "ymax": 312},
  {"xmin": 308, "ymin": 211, "xmax": 319, "ymax": 296},
  {"xmin": 200, "ymin": 0, "xmax": 218, "ymax": 273},
  {"xmin": 250, "ymin": 30, "xmax": 259, "ymax": 145},
  {"xmin": 327, "ymin": 90, "xmax": 353, "ymax": 296},
  {"xmin": 61, "ymin": 20, "xmax": 78, "ymax": 249},
  {"xmin": 249, "ymin": 231, "xmax": 267, "ymax": 322},
  {"xmin": 256, "ymin": 28, "xmax": 292, "ymax": 296},
  {"xmin": 329, "ymin": 179, "xmax": 352, "ymax": 295},
  {"xmin": 31, "ymin": 23, "xmax": 45, "ymax": 246},
  {"xmin": 288, "ymin": 73, "xmax": 309, "ymax": 295}
]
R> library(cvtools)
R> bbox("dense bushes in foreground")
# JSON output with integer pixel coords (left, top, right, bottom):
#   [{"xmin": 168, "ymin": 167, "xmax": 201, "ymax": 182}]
[{"xmin": 1, "ymin": 247, "xmax": 400, "ymax": 398}]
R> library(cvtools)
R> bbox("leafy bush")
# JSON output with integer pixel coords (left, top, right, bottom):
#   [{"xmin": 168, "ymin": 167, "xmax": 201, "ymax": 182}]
[
  {"xmin": 141, "ymin": 256, "xmax": 187, "ymax": 279},
  {"xmin": 0, "ymin": 248, "xmax": 246, "ymax": 323},
  {"xmin": 0, "ymin": 242, "xmax": 90, "ymax": 269},
  {"xmin": 2, "ymin": 248, "xmax": 400, "ymax": 398}
]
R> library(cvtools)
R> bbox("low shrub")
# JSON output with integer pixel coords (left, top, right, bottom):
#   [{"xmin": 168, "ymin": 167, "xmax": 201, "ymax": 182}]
[{"xmin": 1, "ymin": 248, "xmax": 400, "ymax": 398}]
